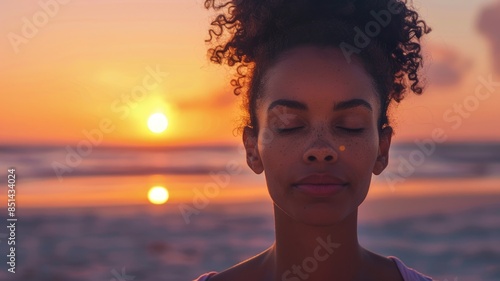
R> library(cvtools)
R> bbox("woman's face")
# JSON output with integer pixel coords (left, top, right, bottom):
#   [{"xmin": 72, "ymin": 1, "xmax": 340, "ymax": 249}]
[{"xmin": 243, "ymin": 45, "xmax": 392, "ymax": 226}]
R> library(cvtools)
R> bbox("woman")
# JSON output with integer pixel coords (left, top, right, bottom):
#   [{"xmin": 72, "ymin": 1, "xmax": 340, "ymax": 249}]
[{"xmin": 195, "ymin": 0, "xmax": 432, "ymax": 280}]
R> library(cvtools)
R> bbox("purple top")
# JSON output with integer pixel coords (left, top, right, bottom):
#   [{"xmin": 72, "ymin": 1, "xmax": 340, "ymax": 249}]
[
  {"xmin": 193, "ymin": 271, "xmax": 217, "ymax": 281},
  {"xmin": 192, "ymin": 256, "xmax": 433, "ymax": 281}
]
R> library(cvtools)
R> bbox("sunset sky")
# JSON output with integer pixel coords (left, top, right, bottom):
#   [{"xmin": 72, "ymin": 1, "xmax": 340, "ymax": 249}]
[{"xmin": 1, "ymin": 0, "xmax": 500, "ymax": 147}]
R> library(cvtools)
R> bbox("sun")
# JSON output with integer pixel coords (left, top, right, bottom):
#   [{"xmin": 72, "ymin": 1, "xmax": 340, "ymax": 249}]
[
  {"xmin": 147, "ymin": 113, "xmax": 168, "ymax": 133},
  {"xmin": 148, "ymin": 186, "xmax": 169, "ymax": 205}
]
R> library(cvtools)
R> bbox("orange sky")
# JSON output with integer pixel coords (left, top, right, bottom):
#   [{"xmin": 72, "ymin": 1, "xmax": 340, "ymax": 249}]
[{"xmin": 1, "ymin": 0, "xmax": 500, "ymax": 147}]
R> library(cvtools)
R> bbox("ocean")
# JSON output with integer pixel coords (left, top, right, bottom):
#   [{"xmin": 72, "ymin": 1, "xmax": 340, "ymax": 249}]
[{"xmin": 0, "ymin": 142, "xmax": 499, "ymax": 280}]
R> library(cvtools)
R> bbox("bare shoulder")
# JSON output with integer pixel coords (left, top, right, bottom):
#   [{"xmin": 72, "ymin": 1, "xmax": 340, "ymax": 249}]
[
  {"xmin": 209, "ymin": 247, "xmax": 273, "ymax": 281},
  {"xmin": 365, "ymin": 250, "xmax": 404, "ymax": 281}
]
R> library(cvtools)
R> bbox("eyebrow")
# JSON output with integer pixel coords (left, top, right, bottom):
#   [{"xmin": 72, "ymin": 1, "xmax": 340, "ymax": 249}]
[
  {"xmin": 267, "ymin": 98, "xmax": 373, "ymax": 112},
  {"xmin": 267, "ymin": 99, "xmax": 307, "ymax": 112},
  {"xmin": 334, "ymin": 99, "xmax": 373, "ymax": 111}
]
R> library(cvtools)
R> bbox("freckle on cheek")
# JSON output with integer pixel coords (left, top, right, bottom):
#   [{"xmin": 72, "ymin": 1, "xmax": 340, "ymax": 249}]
[{"xmin": 339, "ymin": 145, "xmax": 346, "ymax": 152}]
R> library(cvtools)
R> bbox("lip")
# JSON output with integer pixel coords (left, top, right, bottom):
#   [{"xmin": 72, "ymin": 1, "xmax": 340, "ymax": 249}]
[{"xmin": 293, "ymin": 173, "xmax": 348, "ymax": 197}]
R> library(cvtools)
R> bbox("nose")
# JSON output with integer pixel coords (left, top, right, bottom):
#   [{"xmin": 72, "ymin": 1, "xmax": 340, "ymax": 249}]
[{"xmin": 303, "ymin": 143, "xmax": 338, "ymax": 163}]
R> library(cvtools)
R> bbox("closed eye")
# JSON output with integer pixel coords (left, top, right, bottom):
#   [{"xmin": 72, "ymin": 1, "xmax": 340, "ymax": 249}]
[
  {"xmin": 337, "ymin": 127, "xmax": 364, "ymax": 133},
  {"xmin": 276, "ymin": 126, "xmax": 304, "ymax": 133}
]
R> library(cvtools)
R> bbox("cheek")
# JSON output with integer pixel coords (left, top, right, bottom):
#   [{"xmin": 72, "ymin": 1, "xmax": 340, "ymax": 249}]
[
  {"xmin": 338, "ymin": 130, "xmax": 379, "ymax": 161},
  {"xmin": 258, "ymin": 135, "xmax": 292, "ymax": 173},
  {"xmin": 257, "ymin": 133, "xmax": 303, "ymax": 193}
]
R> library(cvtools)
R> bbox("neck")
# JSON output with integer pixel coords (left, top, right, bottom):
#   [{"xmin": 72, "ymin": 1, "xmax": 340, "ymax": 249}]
[{"xmin": 269, "ymin": 204, "xmax": 367, "ymax": 281}]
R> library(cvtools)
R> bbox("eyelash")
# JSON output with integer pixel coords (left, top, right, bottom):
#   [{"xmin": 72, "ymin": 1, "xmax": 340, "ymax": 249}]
[
  {"xmin": 276, "ymin": 127, "xmax": 304, "ymax": 134},
  {"xmin": 337, "ymin": 127, "xmax": 365, "ymax": 133}
]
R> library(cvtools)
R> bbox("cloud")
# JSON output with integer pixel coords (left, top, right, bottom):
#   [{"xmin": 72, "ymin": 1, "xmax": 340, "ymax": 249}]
[
  {"xmin": 425, "ymin": 45, "xmax": 471, "ymax": 88},
  {"xmin": 477, "ymin": 0, "xmax": 500, "ymax": 74},
  {"xmin": 176, "ymin": 89, "xmax": 238, "ymax": 110}
]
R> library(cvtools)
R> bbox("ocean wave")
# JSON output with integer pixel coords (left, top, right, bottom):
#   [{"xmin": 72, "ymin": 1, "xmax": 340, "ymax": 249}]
[{"xmin": 1, "ymin": 142, "xmax": 499, "ymax": 180}]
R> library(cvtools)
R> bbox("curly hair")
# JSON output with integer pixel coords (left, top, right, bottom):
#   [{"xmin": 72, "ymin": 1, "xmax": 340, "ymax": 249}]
[{"xmin": 204, "ymin": 0, "xmax": 431, "ymax": 134}]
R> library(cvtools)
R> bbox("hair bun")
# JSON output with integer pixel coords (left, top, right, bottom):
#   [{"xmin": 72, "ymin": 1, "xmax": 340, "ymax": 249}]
[{"xmin": 204, "ymin": 0, "xmax": 431, "ymax": 132}]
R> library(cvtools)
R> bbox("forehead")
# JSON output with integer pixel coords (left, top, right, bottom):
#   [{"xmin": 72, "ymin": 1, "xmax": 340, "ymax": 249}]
[{"xmin": 260, "ymin": 45, "xmax": 379, "ymax": 111}]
